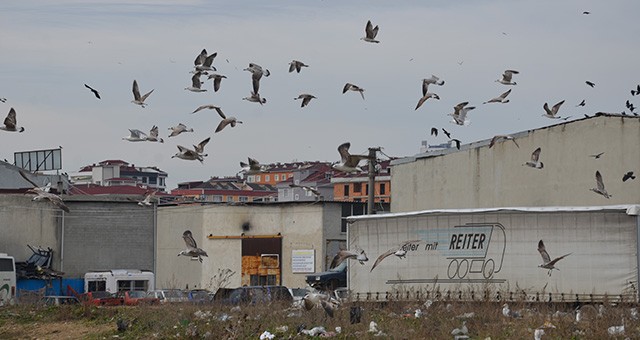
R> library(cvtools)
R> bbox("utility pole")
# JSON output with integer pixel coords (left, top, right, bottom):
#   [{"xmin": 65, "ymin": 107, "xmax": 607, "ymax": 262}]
[{"xmin": 367, "ymin": 147, "xmax": 381, "ymax": 214}]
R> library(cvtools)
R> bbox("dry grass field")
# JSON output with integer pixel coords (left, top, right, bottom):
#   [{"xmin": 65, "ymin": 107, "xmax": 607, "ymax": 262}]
[{"xmin": 1, "ymin": 298, "xmax": 639, "ymax": 339}]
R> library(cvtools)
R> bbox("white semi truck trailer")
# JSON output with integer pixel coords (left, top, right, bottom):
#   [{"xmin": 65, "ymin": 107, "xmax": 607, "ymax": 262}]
[{"xmin": 346, "ymin": 205, "xmax": 640, "ymax": 303}]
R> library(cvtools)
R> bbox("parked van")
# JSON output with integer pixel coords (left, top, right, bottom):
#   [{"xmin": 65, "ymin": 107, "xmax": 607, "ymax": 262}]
[{"xmin": 84, "ymin": 269, "xmax": 154, "ymax": 293}]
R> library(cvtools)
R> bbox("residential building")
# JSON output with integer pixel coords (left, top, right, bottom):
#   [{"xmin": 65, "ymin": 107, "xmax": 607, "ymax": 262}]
[
  {"xmin": 70, "ymin": 160, "xmax": 168, "ymax": 192},
  {"xmin": 171, "ymin": 177, "xmax": 277, "ymax": 203},
  {"xmin": 246, "ymin": 161, "xmax": 327, "ymax": 185},
  {"xmin": 277, "ymin": 162, "xmax": 334, "ymax": 202},
  {"xmin": 331, "ymin": 159, "xmax": 392, "ymax": 203}
]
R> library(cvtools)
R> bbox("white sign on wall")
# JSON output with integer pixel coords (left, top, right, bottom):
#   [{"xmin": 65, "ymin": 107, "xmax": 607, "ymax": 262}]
[{"xmin": 292, "ymin": 249, "xmax": 315, "ymax": 273}]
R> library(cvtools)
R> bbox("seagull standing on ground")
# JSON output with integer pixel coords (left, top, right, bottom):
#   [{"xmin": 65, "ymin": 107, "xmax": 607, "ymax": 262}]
[
  {"xmin": 590, "ymin": 170, "xmax": 611, "ymax": 198},
  {"xmin": 178, "ymin": 230, "xmax": 208, "ymax": 262},
  {"xmin": 331, "ymin": 142, "xmax": 372, "ymax": 173},
  {"xmin": 370, "ymin": 239, "xmax": 423, "ymax": 272},
  {"xmin": 330, "ymin": 248, "xmax": 369, "ymax": 268},
  {"xmin": 361, "ymin": 20, "xmax": 380, "ymax": 43},
  {"xmin": 343, "ymin": 83, "xmax": 365, "ymax": 100},
  {"xmin": 131, "ymin": 80, "xmax": 154, "ymax": 107},
  {"xmin": 524, "ymin": 147, "xmax": 544, "ymax": 169},
  {"xmin": 1, "ymin": 108, "xmax": 25, "ymax": 133},
  {"xmin": 542, "ymin": 100, "xmax": 565, "ymax": 119},
  {"xmin": 294, "ymin": 94, "xmax": 317, "ymax": 107},
  {"xmin": 84, "ymin": 84, "xmax": 101, "ymax": 99},
  {"xmin": 483, "ymin": 89, "xmax": 512, "ymax": 104},
  {"xmin": 496, "ymin": 70, "xmax": 519, "ymax": 85},
  {"xmin": 537, "ymin": 240, "xmax": 571, "ymax": 276}
]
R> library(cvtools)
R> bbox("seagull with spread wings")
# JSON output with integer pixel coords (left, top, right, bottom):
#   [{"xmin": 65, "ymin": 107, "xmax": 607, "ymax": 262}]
[
  {"xmin": 449, "ymin": 102, "xmax": 475, "ymax": 125},
  {"xmin": 206, "ymin": 73, "xmax": 227, "ymax": 92},
  {"xmin": 343, "ymin": 83, "xmax": 365, "ymax": 100},
  {"xmin": 590, "ymin": 170, "xmax": 611, "ymax": 198},
  {"xmin": 178, "ymin": 230, "xmax": 208, "ymax": 262},
  {"xmin": 289, "ymin": 60, "xmax": 309, "ymax": 73},
  {"xmin": 19, "ymin": 170, "xmax": 70, "ymax": 213},
  {"xmin": 84, "ymin": 84, "xmax": 101, "ymax": 99},
  {"xmin": 524, "ymin": 147, "xmax": 544, "ymax": 169},
  {"xmin": 122, "ymin": 129, "xmax": 148, "ymax": 142},
  {"xmin": 331, "ymin": 142, "xmax": 372, "ymax": 173},
  {"xmin": 370, "ymin": 240, "xmax": 423, "ymax": 272},
  {"xmin": 146, "ymin": 125, "xmax": 163, "ymax": 143},
  {"xmin": 137, "ymin": 191, "xmax": 157, "ymax": 207},
  {"xmin": 172, "ymin": 145, "xmax": 205, "ymax": 164},
  {"xmin": 489, "ymin": 135, "xmax": 519, "ymax": 148},
  {"xmin": 542, "ymin": 100, "xmax": 565, "ymax": 119},
  {"xmin": 1, "ymin": 108, "xmax": 25, "ymax": 133},
  {"xmin": 537, "ymin": 240, "xmax": 571, "ymax": 276},
  {"xmin": 361, "ymin": 20, "xmax": 380, "ymax": 43},
  {"xmin": 483, "ymin": 89, "xmax": 512, "ymax": 104},
  {"xmin": 496, "ymin": 70, "xmax": 519, "ymax": 85},
  {"xmin": 193, "ymin": 137, "xmax": 210, "ymax": 156},
  {"xmin": 214, "ymin": 106, "xmax": 243, "ymax": 133},
  {"xmin": 184, "ymin": 73, "xmax": 207, "ymax": 92},
  {"xmin": 294, "ymin": 94, "xmax": 317, "ymax": 107},
  {"xmin": 289, "ymin": 183, "xmax": 321, "ymax": 198},
  {"xmin": 168, "ymin": 123, "xmax": 194, "ymax": 137},
  {"xmin": 330, "ymin": 248, "xmax": 368, "ymax": 269},
  {"xmin": 239, "ymin": 157, "xmax": 269, "ymax": 175},
  {"xmin": 244, "ymin": 63, "xmax": 270, "ymax": 94},
  {"xmin": 131, "ymin": 80, "xmax": 154, "ymax": 107}
]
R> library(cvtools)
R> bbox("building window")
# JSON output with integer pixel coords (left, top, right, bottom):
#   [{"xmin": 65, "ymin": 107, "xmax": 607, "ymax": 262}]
[
  {"xmin": 246, "ymin": 176, "xmax": 253, "ymax": 183},
  {"xmin": 213, "ymin": 195, "xmax": 222, "ymax": 202},
  {"xmin": 159, "ymin": 178, "xmax": 165, "ymax": 186},
  {"xmin": 294, "ymin": 194, "xmax": 299, "ymax": 200},
  {"xmin": 239, "ymin": 196, "xmax": 248, "ymax": 202},
  {"xmin": 341, "ymin": 203, "xmax": 366, "ymax": 233},
  {"xmin": 274, "ymin": 174, "xmax": 279, "ymax": 181},
  {"xmin": 227, "ymin": 196, "xmax": 234, "ymax": 202},
  {"xmin": 364, "ymin": 184, "xmax": 368, "ymax": 195},
  {"xmin": 353, "ymin": 183, "xmax": 362, "ymax": 192},
  {"xmin": 343, "ymin": 184, "xmax": 349, "ymax": 197},
  {"xmin": 142, "ymin": 177, "xmax": 147, "ymax": 183},
  {"xmin": 380, "ymin": 183, "xmax": 386, "ymax": 195},
  {"xmin": 265, "ymin": 175, "xmax": 270, "ymax": 182},
  {"xmin": 255, "ymin": 175, "xmax": 261, "ymax": 182},
  {"xmin": 283, "ymin": 188, "xmax": 290, "ymax": 197},
  {"xmin": 149, "ymin": 177, "xmax": 157, "ymax": 184}
]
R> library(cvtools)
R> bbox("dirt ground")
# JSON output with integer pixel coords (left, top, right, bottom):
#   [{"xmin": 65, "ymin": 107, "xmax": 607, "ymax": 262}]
[{"xmin": 1, "ymin": 319, "xmax": 113, "ymax": 340}]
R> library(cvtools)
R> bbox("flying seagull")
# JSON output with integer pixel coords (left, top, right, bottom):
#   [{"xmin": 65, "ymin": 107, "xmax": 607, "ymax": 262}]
[
  {"xmin": 483, "ymin": 89, "xmax": 512, "ymax": 104},
  {"xmin": 496, "ymin": 70, "xmax": 519, "ymax": 85},
  {"xmin": 84, "ymin": 84, "xmax": 101, "ymax": 99},
  {"xmin": 193, "ymin": 137, "xmax": 210, "ymax": 155},
  {"xmin": 184, "ymin": 73, "xmax": 207, "ymax": 92},
  {"xmin": 242, "ymin": 91, "xmax": 267, "ymax": 105},
  {"xmin": 294, "ymin": 94, "xmax": 316, "ymax": 107},
  {"xmin": 489, "ymin": 135, "xmax": 519, "ymax": 148},
  {"xmin": 631, "ymin": 85, "xmax": 640, "ymax": 96},
  {"xmin": 423, "ymin": 75, "xmax": 445, "ymax": 88},
  {"xmin": 542, "ymin": 100, "xmax": 565, "ymax": 119},
  {"xmin": 449, "ymin": 102, "xmax": 475, "ymax": 125},
  {"xmin": 168, "ymin": 123, "xmax": 194, "ymax": 137},
  {"xmin": 244, "ymin": 63, "xmax": 270, "ymax": 94},
  {"xmin": 214, "ymin": 107, "xmax": 243, "ymax": 133},
  {"xmin": 178, "ymin": 230, "xmax": 208, "ymax": 262},
  {"xmin": 450, "ymin": 139, "xmax": 461, "ymax": 150},
  {"xmin": 19, "ymin": 170, "xmax": 70, "ymax": 213},
  {"xmin": 131, "ymin": 80, "xmax": 154, "ymax": 107},
  {"xmin": 1, "ymin": 108, "xmax": 25, "ymax": 133},
  {"xmin": 330, "ymin": 248, "xmax": 368, "ymax": 269},
  {"xmin": 122, "ymin": 129, "xmax": 148, "ymax": 142},
  {"xmin": 370, "ymin": 240, "xmax": 423, "ymax": 272},
  {"xmin": 576, "ymin": 99, "xmax": 586, "ymax": 107},
  {"xmin": 590, "ymin": 170, "xmax": 611, "ymax": 198},
  {"xmin": 146, "ymin": 125, "xmax": 163, "ymax": 143},
  {"xmin": 0, "ymin": 98, "xmax": 6, "ymax": 103},
  {"xmin": 589, "ymin": 152, "xmax": 604, "ymax": 159},
  {"xmin": 240, "ymin": 157, "xmax": 269, "ymax": 175},
  {"xmin": 415, "ymin": 92, "xmax": 440, "ymax": 110},
  {"xmin": 206, "ymin": 73, "xmax": 227, "ymax": 92},
  {"xmin": 343, "ymin": 83, "xmax": 365, "ymax": 100},
  {"xmin": 192, "ymin": 104, "xmax": 221, "ymax": 114},
  {"xmin": 430, "ymin": 127, "xmax": 438, "ymax": 137},
  {"xmin": 537, "ymin": 240, "xmax": 571, "ymax": 276},
  {"xmin": 361, "ymin": 20, "xmax": 380, "ymax": 43},
  {"xmin": 137, "ymin": 191, "xmax": 157, "ymax": 207},
  {"xmin": 623, "ymin": 171, "xmax": 636, "ymax": 182},
  {"xmin": 582, "ymin": 11, "xmax": 590, "ymax": 15},
  {"xmin": 172, "ymin": 145, "xmax": 205, "ymax": 164},
  {"xmin": 289, "ymin": 183, "xmax": 321, "ymax": 198},
  {"xmin": 302, "ymin": 292, "xmax": 338, "ymax": 317},
  {"xmin": 289, "ymin": 60, "xmax": 309, "ymax": 73},
  {"xmin": 524, "ymin": 147, "xmax": 544, "ymax": 169},
  {"xmin": 193, "ymin": 50, "xmax": 217, "ymax": 73},
  {"xmin": 332, "ymin": 142, "xmax": 372, "ymax": 173},
  {"xmin": 442, "ymin": 128, "xmax": 452, "ymax": 139},
  {"xmin": 585, "ymin": 81, "xmax": 595, "ymax": 88}
]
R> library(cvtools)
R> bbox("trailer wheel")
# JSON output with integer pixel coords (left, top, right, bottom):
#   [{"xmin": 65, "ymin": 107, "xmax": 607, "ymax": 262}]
[
  {"xmin": 457, "ymin": 259, "xmax": 469, "ymax": 278},
  {"xmin": 483, "ymin": 259, "xmax": 495, "ymax": 279},
  {"xmin": 447, "ymin": 259, "xmax": 459, "ymax": 279}
]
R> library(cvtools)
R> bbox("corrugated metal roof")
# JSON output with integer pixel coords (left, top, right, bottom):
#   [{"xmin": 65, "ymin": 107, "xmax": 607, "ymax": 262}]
[{"xmin": 347, "ymin": 204, "xmax": 640, "ymax": 221}]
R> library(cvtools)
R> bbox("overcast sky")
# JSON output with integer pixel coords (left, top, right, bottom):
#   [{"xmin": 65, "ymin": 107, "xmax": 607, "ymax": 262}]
[{"xmin": 1, "ymin": 0, "xmax": 638, "ymax": 189}]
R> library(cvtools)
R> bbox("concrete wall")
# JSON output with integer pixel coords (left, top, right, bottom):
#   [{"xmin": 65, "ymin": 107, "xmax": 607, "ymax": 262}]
[
  {"xmin": 156, "ymin": 202, "xmax": 347, "ymax": 291},
  {"xmin": 391, "ymin": 116, "xmax": 640, "ymax": 212},
  {"xmin": 0, "ymin": 195, "xmax": 60, "ymax": 266},
  {"xmin": 0, "ymin": 194, "xmax": 154, "ymax": 279}
]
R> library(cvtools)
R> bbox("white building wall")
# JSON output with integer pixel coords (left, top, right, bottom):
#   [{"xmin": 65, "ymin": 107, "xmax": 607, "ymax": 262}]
[{"xmin": 391, "ymin": 116, "xmax": 640, "ymax": 212}]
